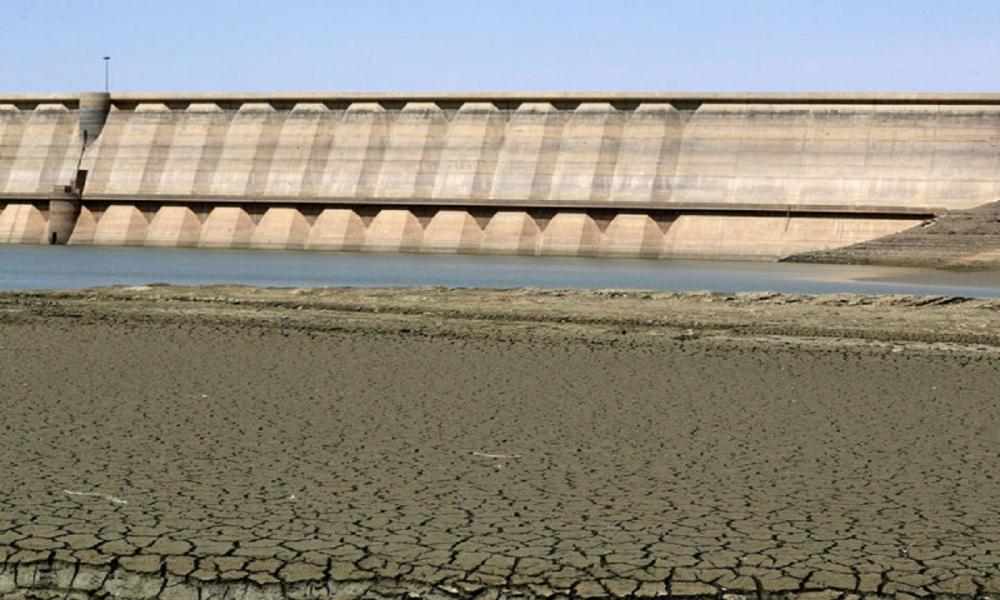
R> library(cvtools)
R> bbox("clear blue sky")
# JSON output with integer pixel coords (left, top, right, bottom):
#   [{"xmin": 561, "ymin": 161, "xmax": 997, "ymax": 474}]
[{"xmin": 1, "ymin": 0, "xmax": 997, "ymax": 93}]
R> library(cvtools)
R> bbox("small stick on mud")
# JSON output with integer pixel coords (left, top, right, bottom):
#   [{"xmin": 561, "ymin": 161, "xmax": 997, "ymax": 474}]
[
  {"xmin": 472, "ymin": 451, "xmax": 522, "ymax": 459},
  {"xmin": 63, "ymin": 490, "xmax": 128, "ymax": 505}
]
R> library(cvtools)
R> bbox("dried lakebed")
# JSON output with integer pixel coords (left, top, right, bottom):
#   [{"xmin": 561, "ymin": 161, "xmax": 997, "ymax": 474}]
[{"xmin": 1, "ymin": 286, "xmax": 999, "ymax": 600}]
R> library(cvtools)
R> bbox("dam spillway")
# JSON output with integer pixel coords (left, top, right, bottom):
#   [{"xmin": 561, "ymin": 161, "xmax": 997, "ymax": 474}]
[{"xmin": 1, "ymin": 92, "xmax": 998, "ymax": 260}]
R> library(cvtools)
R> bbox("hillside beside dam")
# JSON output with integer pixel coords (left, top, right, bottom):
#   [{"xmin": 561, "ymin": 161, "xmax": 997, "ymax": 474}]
[{"xmin": 1, "ymin": 92, "xmax": 999, "ymax": 262}]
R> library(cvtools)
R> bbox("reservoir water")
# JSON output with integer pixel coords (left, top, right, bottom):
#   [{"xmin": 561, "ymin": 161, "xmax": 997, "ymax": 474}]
[{"xmin": 3, "ymin": 245, "xmax": 1000, "ymax": 298}]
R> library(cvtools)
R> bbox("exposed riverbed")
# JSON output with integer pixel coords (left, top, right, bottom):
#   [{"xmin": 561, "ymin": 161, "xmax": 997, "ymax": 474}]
[{"xmin": 1, "ymin": 286, "xmax": 998, "ymax": 599}]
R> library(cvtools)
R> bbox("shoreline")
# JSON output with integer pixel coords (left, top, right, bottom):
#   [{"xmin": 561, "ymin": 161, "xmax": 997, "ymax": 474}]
[{"xmin": 5, "ymin": 285, "xmax": 1000, "ymax": 350}]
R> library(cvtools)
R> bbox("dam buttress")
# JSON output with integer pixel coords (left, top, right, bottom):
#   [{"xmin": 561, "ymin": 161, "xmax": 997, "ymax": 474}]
[{"xmin": 1, "ymin": 92, "xmax": 999, "ymax": 260}]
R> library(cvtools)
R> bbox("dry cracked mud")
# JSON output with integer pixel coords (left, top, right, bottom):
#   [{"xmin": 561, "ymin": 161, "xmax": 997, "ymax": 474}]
[{"xmin": 1, "ymin": 286, "xmax": 998, "ymax": 600}]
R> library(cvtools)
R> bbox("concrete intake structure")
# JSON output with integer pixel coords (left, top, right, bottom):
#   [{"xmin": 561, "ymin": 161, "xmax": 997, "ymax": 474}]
[{"xmin": 1, "ymin": 92, "xmax": 999, "ymax": 260}]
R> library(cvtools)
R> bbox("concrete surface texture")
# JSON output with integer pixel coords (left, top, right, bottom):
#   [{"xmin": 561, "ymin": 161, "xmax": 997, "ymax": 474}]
[
  {"xmin": 54, "ymin": 204, "xmax": 918, "ymax": 258},
  {"xmin": 0, "ymin": 102, "xmax": 80, "ymax": 197},
  {"xmin": 1, "ymin": 93, "xmax": 999, "ymax": 259},
  {"xmin": 74, "ymin": 100, "xmax": 1000, "ymax": 210},
  {"xmin": 1, "ymin": 286, "xmax": 999, "ymax": 599}
]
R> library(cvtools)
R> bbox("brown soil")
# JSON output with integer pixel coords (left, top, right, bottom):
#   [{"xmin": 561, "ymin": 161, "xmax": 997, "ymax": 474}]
[
  {"xmin": 1, "ymin": 286, "xmax": 998, "ymax": 599},
  {"xmin": 786, "ymin": 201, "xmax": 1000, "ymax": 270}
]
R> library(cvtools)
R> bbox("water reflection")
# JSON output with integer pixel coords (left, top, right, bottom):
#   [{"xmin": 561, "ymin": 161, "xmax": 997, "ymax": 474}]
[{"xmin": 2, "ymin": 245, "xmax": 1000, "ymax": 298}]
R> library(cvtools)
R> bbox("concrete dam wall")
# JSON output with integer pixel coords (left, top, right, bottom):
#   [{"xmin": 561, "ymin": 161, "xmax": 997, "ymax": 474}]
[{"xmin": 1, "ymin": 92, "xmax": 999, "ymax": 259}]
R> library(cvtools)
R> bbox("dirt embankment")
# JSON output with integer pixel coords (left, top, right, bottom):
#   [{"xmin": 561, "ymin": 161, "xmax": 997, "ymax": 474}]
[{"xmin": 787, "ymin": 201, "xmax": 1000, "ymax": 270}]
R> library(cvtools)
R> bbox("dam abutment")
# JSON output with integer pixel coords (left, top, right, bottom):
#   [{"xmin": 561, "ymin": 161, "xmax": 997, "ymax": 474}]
[{"xmin": 1, "ymin": 92, "xmax": 998, "ymax": 260}]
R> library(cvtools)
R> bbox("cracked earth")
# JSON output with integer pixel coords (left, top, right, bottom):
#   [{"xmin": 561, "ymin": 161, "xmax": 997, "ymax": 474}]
[{"xmin": 0, "ymin": 286, "xmax": 998, "ymax": 599}]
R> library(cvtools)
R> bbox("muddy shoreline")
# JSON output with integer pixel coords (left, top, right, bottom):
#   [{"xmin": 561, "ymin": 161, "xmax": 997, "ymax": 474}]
[
  {"xmin": 7, "ymin": 285, "xmax": 1000, "ymax": 348},
  {"xmin": 1, "ymin": 287, "xmax": 998, "ymax": 599}
]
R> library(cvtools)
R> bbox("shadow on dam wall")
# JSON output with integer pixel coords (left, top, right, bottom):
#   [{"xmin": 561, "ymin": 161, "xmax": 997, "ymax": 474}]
[{"xmin": 1, "ymin": 91, "xmax": 998, "ymax": 260}]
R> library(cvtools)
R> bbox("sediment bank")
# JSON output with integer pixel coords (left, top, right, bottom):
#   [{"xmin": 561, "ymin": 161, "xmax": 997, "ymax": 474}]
[
  {"xmin": 787, "ymin": 201, "xmax": 1000, "ymax": 270},
  {"xmin": 1, "ymin": 287, "xmax": 998, "ymax": 599}
]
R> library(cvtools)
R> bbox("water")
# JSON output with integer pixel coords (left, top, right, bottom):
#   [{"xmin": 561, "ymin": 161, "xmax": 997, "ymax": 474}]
[{"xmin": 3, "ymin": 245, "xmax": 1000, "ymax": 297}]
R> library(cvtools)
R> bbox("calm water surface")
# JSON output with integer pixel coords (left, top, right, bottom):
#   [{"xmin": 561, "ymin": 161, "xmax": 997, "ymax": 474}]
[{"xmin": 3, "ymin": 245, "xmax": 1000, "ymax": 297}]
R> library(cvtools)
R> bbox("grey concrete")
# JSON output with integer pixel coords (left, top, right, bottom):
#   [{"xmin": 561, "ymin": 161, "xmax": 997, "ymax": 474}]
[{"xmin": 1, "ymin": 92, "xmax": 998, "ymax": 260}]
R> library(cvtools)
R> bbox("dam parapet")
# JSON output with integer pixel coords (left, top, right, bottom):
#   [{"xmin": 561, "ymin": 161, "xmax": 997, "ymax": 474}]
[{"xmin": 1, "ymin": 92, "xmax": 998, "ymax": 259}]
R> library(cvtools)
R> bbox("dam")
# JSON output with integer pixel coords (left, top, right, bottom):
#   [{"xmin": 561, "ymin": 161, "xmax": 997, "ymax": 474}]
[{"xmin": 1, "ymin": 92, "xmax": 998, "ymax": 260}]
